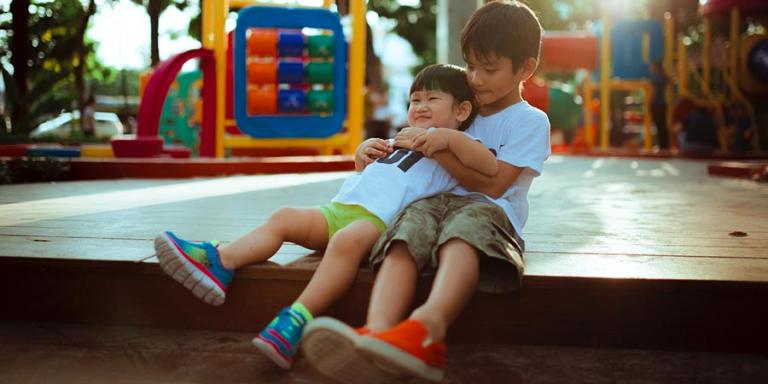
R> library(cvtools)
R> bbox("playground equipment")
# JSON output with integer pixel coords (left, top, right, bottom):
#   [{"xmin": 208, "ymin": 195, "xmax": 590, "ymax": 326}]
[
  {"xmin": 122, "ymin": 0, "xmax": 366, "ymax": 158},
  {"xmin": 537, "ymin": 23, "xmax": 661, "ymax": 152},
  {"xmin": 677, "ymin": 0, "xmax": 768, "ymax": 151},
  {"xmin": 232, "ymin": 6, "xmax": 347, "ymax": 138},
  {"xmin": 157, "ymin": 71, "xmax": 202, "ymax": 154},
  {"xmin": 538, "ymin": 0, "xmax": 768, "ymax": 153}
]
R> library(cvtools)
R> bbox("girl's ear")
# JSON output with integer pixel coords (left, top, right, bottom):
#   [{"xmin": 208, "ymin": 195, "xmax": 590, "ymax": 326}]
[{"xmin": 456, "ymin": 100, "xmax": 473, "ymax": 123}]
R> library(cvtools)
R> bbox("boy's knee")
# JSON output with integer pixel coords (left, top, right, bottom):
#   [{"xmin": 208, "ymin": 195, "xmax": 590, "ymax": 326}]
[
  {"xmin": 384, "ymin": 241, "xmax": 418, "ymax": 265},
  {"xmin": 438, "ymin": 238, "xmax": 477, "ymax": 258}
]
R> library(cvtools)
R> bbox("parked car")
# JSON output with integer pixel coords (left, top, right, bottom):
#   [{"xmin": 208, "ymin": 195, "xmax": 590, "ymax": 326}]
[{"xmin": 30, "ymin": 111, "xmax": 124, "ymax": 139}]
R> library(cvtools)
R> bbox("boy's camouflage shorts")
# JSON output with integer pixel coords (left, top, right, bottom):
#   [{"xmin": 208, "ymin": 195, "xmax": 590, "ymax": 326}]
[{"xmin": 369, "ymin": 193, "xmax": 525, "ymax": 293}]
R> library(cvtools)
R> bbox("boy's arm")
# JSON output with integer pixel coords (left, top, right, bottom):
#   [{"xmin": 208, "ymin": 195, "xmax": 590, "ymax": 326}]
[
  {"xmin": 431, "ymin": 150, "xmax": 523, "ymax": 199},
  {"xmin": 396, "ymin": 128, "xmax": 498, "ymax": 176}
]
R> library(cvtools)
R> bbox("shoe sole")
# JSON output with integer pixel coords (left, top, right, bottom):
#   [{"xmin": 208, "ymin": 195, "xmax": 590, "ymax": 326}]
[
  {"xmin": 357, "ymin": 335, "xmax": 444, "ymax": 383},
  {"xmin": 154, "ymin": 233, "xmax": 226, "ymax": 306},
  {"xmin": 301, "ymin": 318, "xmax": 397, "ymax": 384},
  {"xmin": 252, "ymin": 336, "xmax": 292, "ymax": 370}
]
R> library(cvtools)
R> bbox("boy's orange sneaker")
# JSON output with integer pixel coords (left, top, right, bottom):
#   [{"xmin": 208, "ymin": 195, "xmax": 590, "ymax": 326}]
[
  {"xmin": 301, "ymin": 317, "xmax": 397, "ymax": 384},
  {"xmin": 357, "ymin": 319, "xmax": 446, "ymax": 382}
]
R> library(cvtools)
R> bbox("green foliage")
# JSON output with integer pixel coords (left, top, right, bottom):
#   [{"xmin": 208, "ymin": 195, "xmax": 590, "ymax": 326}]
[
  {"xmin": 130, "ymin": 0, "xmax": 191, "ymax": 65},
  {"xmin": 525, "ymin": 0, "xmax": 594, "ymax": 31},
  {"xmin": 368, "ymin": 0, "xmax": 597, "ymax": 75},
  {"xmin": 91, "ymin": 68, "xmax": 142, "ymax": 97},
  {"xmin": 0, "ymin": 0, "xmax": 102, "ymax": 136},
  {"xmin": 369, "ymin": 0, "xmax": 437, "ymax": 75}
]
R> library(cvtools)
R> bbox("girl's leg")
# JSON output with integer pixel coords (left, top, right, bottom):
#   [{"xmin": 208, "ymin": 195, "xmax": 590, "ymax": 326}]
[
  {"xmin": 253, "ymin": 219, "xmax": 381, "ymax": 369},
  {"xmin": 365, "ymin": 241, "xmax": 419, "ymax": 332},
  {"xmin": 219, "ymin": 207, "xmax": 329, "ymax": 269},
  {"xmin": 409, "ymin": 238, "xmax": 479, "ymax": 343},
  {"xmin": 296, "ymin": 219, "xmax": 382, "ymax": 314}
]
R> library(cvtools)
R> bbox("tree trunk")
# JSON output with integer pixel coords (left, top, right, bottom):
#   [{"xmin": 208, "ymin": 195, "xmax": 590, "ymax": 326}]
[
  {"xmin": 75, "ymin": 0, "xmax": 98, "ymax": 123},
  {"xmin": 149, "ymin": 0, "xmax": 161, "ymax": 66},
  {"xmin": 9, "ymin": 0, "xmax": 30, "ymax": 134}
]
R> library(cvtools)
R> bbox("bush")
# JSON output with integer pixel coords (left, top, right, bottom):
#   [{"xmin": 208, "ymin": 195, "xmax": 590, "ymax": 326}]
[{"xmin": 0, "ymin": 157, "xmax": 69, "ymax": 184}]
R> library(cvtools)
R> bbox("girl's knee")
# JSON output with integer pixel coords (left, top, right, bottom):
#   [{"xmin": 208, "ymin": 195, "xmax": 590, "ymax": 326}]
[{"xmin": 268, "ymin": 207, "xmax": 300, "ymax": 225}]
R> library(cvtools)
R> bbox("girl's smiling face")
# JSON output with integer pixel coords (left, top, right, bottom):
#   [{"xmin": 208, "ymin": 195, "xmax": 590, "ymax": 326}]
[{"xmin": 407, "ymin": 89, "xmax": 467, "ymax": 130}]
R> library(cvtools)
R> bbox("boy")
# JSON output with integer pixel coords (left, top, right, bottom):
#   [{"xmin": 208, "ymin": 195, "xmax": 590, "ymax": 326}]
[
  {"xmin": 301, "ymin": 1, "xmax": 550, "ymax": 382},
  {"xmin": 153, "ymin": 64, "xmax": 495, "ymax": 370}
]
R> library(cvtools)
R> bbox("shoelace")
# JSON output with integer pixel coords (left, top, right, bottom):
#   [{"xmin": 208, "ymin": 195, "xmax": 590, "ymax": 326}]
[{"xmin": 273, "ymin": 308, "xmax": 306, "ymax": 342}]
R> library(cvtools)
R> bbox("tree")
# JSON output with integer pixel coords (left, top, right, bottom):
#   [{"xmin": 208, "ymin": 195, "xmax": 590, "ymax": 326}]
[
  {"xmin": 131, "ymin": 0, "xmax": 190, "ymax": 66},
  {"xmin": 368, "ymin": 0, "xmax": 437, "ymax": 75},
  {"xmin": 0, "ymin": 0, "xmax": 106, "ymax": 136},
  {"xmin": 74, "ymin": 0, "xmax": 98, "ymax": 128},
  {"xmin": 8, "ymin": 0, "xmax": 31, "ymax": 131}
]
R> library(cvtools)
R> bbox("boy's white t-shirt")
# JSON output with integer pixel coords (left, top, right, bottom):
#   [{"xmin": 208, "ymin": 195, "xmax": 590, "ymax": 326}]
[
  {"xmin": 333, "ymin": 133, "xmax": 474, "ymax": 226},
  {"xmin": 452, "ymin": 101, "xmax": 551, "ymax": 244}
]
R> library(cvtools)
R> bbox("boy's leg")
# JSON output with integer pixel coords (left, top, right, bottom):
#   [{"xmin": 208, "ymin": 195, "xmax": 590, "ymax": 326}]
[
  {"xmin": 358, "ymin": 197, "xmax": 521, "ymax": 383},
  {"xmin": 253, "ymin": 219, "xmax": 381, "ymax": 369},
  {"xmin": 154, "ymin": 207, "xmax": 328, "ymax": 306},
  {"xmin": 356, "ymin": 239, "xmax": 477, "ymax": 383},
  {"xmin": 365, "ymin": 241, "xmax": 419, "ymax": 332},
  {"xmin": 410, "ymin": 238, "xmax": 479, "ymax": 342}
]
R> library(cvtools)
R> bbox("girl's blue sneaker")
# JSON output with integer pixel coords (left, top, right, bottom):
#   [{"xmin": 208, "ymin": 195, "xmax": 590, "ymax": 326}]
[
  {"xmin": 252, "ymin": 306, "xmax": 310, "ymax": 369},
  {"xmin": 154, "ymin": 231, "xmax": 234, "ymax": 306}
]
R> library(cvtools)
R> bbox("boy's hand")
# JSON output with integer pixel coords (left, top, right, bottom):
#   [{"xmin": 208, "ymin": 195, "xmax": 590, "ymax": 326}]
[
  {"xmin": 412, "ymin": 128, "xmax": 452, "ymax": 157},
  {"xmin": 394, "ymin": 127, "xmax": 428, "ymax": 149},
  {"xmin": 355, "ymin": 138, "xmax": 393, "ymax": 167}
]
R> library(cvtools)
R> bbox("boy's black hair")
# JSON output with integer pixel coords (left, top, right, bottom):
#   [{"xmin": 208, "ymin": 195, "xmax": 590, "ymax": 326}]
[
  {"xmin": 409, "ymin": 64, "xmax": 478, "ymax": 131},
  {"xmin": 461, "ymin": 1, "xmax": 542, "ymax": 72}
]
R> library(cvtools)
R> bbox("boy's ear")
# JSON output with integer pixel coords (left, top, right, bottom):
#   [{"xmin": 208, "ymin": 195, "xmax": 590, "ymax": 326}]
[
  {"xmin": 519, "ymin": 57, "xmax": 539, "ymax": 81},
  {"xmin": 456, "ymin": 100, "xmax": 473, "ymax": 122}
]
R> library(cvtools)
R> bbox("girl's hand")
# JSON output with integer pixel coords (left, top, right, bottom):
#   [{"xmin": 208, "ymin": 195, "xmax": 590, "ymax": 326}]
[
  {"xmin": 394, "ymin": 127, "xmax": 428, "ymax": 149},
  {"xmin": 355, "ymin": 138, "xmax": 393, "ymax": 169}
]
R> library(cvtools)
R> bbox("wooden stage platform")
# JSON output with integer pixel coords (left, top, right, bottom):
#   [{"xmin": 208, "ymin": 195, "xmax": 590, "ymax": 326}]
[{"xmin": 1, "ymin": 155, "xmax": 767, "ymax": 361}]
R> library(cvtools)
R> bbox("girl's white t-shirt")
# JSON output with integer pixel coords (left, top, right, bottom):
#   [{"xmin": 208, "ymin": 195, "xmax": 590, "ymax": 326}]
[{"xmin": 333, "ymin": 133, "xmax": 474, "ymax": 226}]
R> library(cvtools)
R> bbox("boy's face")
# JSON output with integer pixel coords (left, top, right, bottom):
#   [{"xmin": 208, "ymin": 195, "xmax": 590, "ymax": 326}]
[
  {"xmin": 407, "ymin": 89, "xmax": 464, "ymax": 130},
  {"xmin": 465, "ymin": 50, "xmax": 527, "ymax": 114}
]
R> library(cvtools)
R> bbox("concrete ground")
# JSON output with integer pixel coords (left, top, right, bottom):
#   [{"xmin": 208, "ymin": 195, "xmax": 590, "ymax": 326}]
[{"xmin": 1, "ymin": 321, "xmax": 766, "ymax": 384}]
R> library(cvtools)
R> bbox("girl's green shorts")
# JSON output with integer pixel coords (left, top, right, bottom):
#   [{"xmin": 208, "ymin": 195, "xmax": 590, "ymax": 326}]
[{"xmin": 319, "ymin": 202, "xmax": 387, "ymax": 239}]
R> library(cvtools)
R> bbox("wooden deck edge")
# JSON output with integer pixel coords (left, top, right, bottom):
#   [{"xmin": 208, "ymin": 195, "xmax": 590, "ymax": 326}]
[
  {"xmin": 707, "ymin": 161, "xmax": 767, "ymax": 179},
  {"xmin": 63, "ymin": 156, "xmax": 355, "ymax": 180},
  {"xmin": 2, "ymin": 257, "xmax": 766, "ymax": 353}
]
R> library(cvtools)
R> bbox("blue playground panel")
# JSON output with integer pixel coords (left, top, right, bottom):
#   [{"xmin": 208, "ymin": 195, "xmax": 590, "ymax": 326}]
[
  {"xmin": 278, "ymin": 32, "xmax": 305, "ymax": 57},
  {"xmin": 610, "ymin": 20, "xmax": 664, "ymax": 80},
  {"xmin": 234, "ymin": 6, "xmax": 348, "ymax": 138},
  {"xmin": 278, "ymin": 61, "xmax": 305, "ymax": 84},
  {"xmin": 27, "ymin": 147, "xmax": 82, "ymax": 158}
]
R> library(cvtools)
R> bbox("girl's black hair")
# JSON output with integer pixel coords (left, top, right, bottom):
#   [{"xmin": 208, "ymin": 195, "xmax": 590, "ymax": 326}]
[{"xmin": 409, "ymin": 64, "xmax": 478, "ymax": 131}]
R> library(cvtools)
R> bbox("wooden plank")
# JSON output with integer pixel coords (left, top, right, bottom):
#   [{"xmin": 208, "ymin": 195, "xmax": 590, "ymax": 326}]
[
  {"xmin": 527, "ymin": 242, "xmax": 768, "ymax": 259},
  {"xmin": 0, "ymin": 235, "xmax": 311, "ymax": 266},
  {"xmin": 524, "ymin": 252, "xmax": 768, "ymax": 282},
  {"xmin": 66, "ymin": 155, "xmax": 355, "ymax": 180},
  {"xmin": 1, "ymin": 256, "xmax": 765, "ymax": 353},
  {"xmin": 0, "ymin": 236, "xmax": 151, "ymax": 262},
  {"xmin": 273, "ymin": 252, "xmax": 768, "ymax": 283}
]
